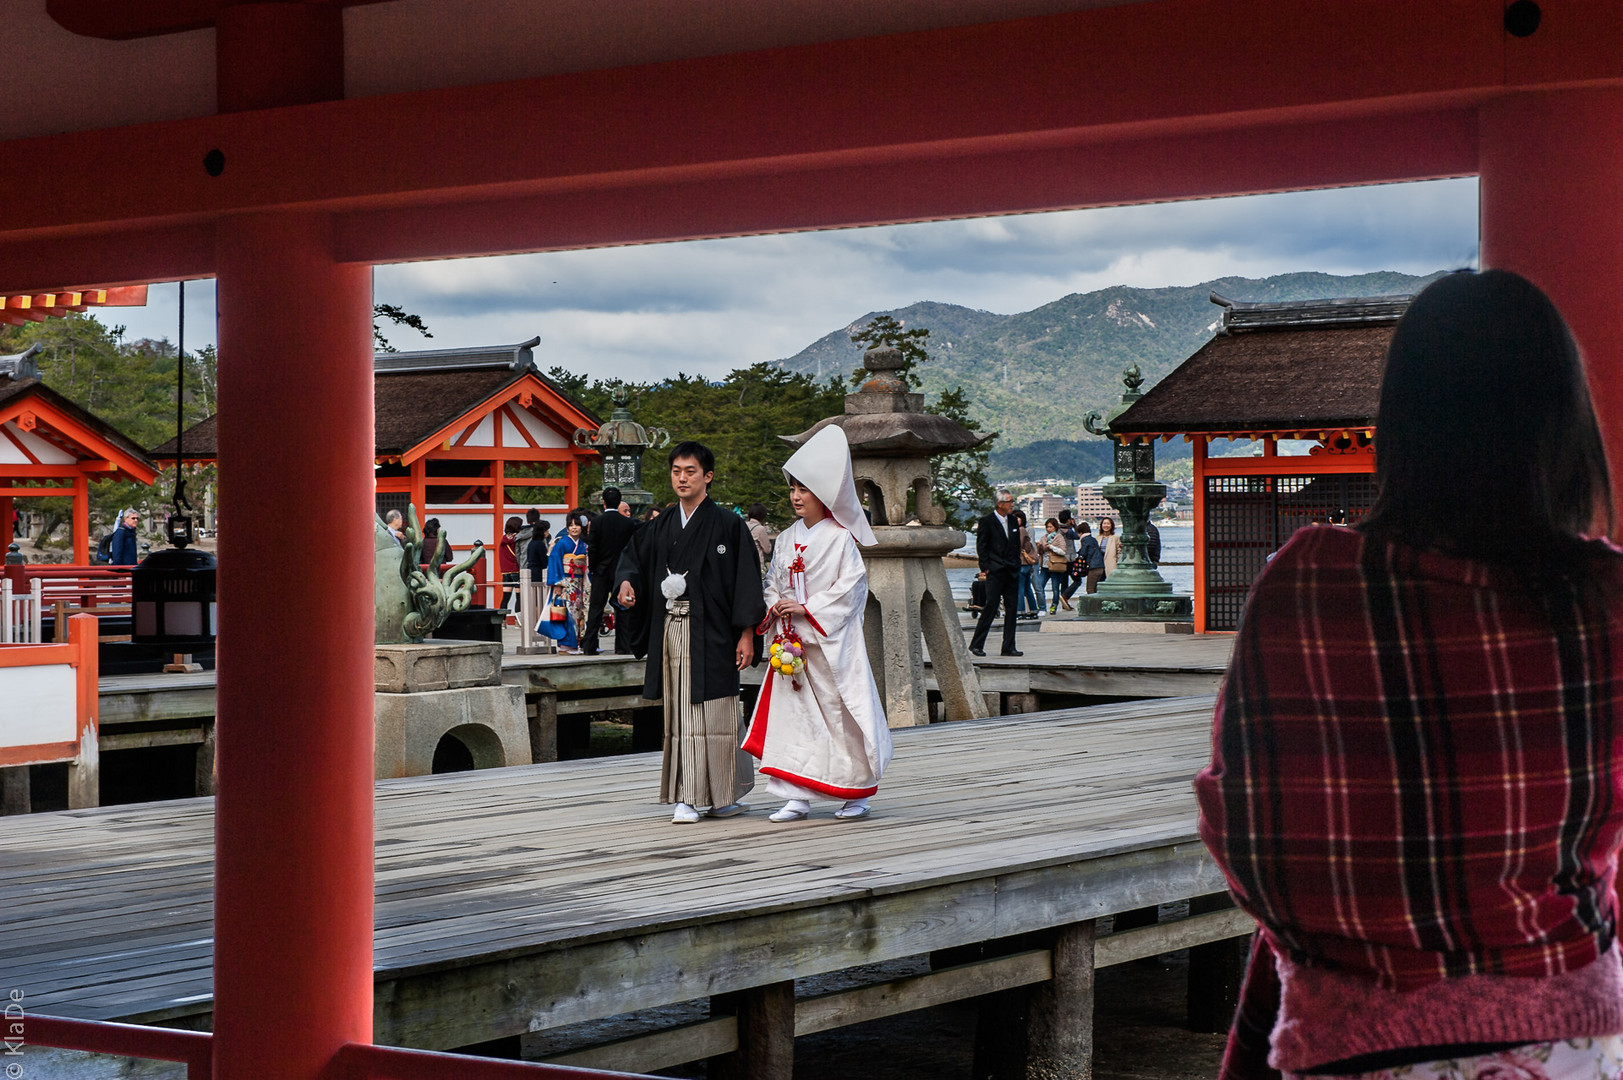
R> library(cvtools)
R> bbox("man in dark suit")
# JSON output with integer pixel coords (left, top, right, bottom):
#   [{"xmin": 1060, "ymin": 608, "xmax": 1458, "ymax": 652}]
[
  {"xmin": 581, "ymin": 487, "xmax": 640, "ymax": 655},
  {"xmin": 968, "ymin": 489, "xmax": 1022, "ymax": 658}
]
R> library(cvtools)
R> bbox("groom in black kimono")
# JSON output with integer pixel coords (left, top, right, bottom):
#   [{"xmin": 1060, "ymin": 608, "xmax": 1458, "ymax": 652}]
[{"xmin": 616, "ymin": 441, "xmax": 766, "ymax": 823}]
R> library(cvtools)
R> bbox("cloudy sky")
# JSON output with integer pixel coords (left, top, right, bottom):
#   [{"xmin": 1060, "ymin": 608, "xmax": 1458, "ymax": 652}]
[{"xmin": 109, "ymin": 177, "xmax": 1479, "ymax": 381}]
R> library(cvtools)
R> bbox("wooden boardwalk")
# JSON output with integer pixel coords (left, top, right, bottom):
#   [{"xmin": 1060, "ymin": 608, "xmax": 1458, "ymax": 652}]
[
  {"xmin": 98, "ymin": 630, "xmax": 1234, "ymax": 726},
  {"xmin": 2, "ymin": 696, "xmax": 1244, "ymax": 1072}
]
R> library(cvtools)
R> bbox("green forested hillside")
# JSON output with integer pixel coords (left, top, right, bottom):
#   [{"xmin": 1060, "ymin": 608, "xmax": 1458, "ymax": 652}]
[{"xmin": 777, "ymin": 270, "xmax": 1443, "ymax": 480}]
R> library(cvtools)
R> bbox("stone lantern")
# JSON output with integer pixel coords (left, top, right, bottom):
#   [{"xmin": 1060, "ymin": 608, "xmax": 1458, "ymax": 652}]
[
  {"xmin": 782, "ymin": 344, "xmax": 992, "ymax": 728},
  {"xmin": 1080, "ymin": 366, "xmax": 1193, "ymax": 623},
  {"xmin": 573, "ymin": 385, "xmax": 670, "ymax": 511}
]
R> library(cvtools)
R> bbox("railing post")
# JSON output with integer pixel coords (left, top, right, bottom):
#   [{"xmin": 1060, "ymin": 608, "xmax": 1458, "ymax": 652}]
[
  {"xmin": 517, "ymin": 568, "xmax": 536, "ymax": 654},
  {"xmin": 32, "ymin": 578, "xmax": 43, "ymax": 643},
  {"xmin": 1, "ymin": 577, "xmax": 11, "ymax": 643},
  {"xmin": 67, "ymin": 613, "xmax": 100, "ymax": 810}
]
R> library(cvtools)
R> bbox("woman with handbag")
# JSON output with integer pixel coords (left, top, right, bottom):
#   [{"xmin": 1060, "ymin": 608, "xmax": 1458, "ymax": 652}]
[
  {"xmin": 1039, "ymin": 517, "xmax": 1071, "ymax": 613},
  {"xmin": 543, "ymin": 512, "xmax": 589, "ymax": 654},
  {"xmin": 1013, "ymin": 510, "xmax": 1041, "ymax": 620}
]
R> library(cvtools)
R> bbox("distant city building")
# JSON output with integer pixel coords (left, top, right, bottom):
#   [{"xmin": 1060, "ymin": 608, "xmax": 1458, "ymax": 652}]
[
  {"xmin": 1074, "ymin": 484, "xmax": 1112, "ymax": 522},
  {"xmin": 1018, "ymin": 493, "xmax": 1066, "ymax": 524}
]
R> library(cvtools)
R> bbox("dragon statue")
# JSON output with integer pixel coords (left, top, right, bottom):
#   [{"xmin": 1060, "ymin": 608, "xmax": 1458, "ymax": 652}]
[{"xmin": 387, "ymin": 504, "xmax": 485, "ymax": 643}]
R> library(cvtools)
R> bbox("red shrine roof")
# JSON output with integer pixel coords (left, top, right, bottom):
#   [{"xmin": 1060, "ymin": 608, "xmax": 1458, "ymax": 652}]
[
  {"xmin": 1110, "ymin": 294, "xmax": 1411, "ymax": 442},
  {"xmin": 153, "ymin": 338, "xmax": 602, "ymax": 463},
  {"xmin": 0, "ymin": 346, "xmax": 160, "ymax": 483}
]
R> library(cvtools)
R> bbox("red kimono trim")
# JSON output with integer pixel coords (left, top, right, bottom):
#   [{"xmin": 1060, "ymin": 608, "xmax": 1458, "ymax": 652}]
[{"xmin": 759, "ymin": 767, "xmax": 878, "ymax": 800}]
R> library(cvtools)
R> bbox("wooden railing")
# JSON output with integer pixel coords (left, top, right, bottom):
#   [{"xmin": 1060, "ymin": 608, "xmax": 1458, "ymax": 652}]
[
  {"xmin": 27, "ymin": 1016, "xmax": 642, "ymax": 1079},
  {"xmin": 0, "ymin": 613, "xmax": 97, "ymax": 770},
  {"xmin": 1, "ymin": 575, "xmax": 43, "ymax": 643}
]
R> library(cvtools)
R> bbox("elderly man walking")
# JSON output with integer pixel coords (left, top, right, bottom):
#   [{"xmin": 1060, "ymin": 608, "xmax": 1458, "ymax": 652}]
[{"xmin": 968, "ymin": 489, "xmax": 1022, "ymax": 658}]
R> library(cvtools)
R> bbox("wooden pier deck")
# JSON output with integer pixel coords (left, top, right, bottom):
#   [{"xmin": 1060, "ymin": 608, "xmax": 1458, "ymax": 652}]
[
  {"xmin": 98, "ymin": 630, "xmax": 1234, "ymax": 726},
  {"xmin": 2, "ymin": 695, "xmax": 1250, "ymax": 1076}
]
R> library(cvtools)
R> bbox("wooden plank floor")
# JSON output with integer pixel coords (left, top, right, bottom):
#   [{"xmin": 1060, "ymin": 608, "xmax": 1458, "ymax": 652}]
[{"xmin": 3, "ymin": 695, "xmax": 1225, "ymax": 1046}]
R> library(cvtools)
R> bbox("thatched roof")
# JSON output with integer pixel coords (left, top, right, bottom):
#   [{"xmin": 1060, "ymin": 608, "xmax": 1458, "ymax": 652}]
[
  {"xmin": 1111, "ymin": 296, "xmax": 1407, "ymax": 438},
  {"xmin": 153, "ymin": 340, "xmax": 599, "ymax": 460}
]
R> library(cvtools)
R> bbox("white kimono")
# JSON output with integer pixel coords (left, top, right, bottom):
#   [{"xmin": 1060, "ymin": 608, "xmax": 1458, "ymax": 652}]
[{"xmin": 742, "ymin": 517, "xmax": 892, "ymax": 800}]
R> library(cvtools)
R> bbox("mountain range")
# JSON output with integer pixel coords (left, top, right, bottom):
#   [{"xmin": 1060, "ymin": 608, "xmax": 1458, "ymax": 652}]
[{"xmin": 775, "ymin": 270, "xmax": 1445, "ymax": 481}]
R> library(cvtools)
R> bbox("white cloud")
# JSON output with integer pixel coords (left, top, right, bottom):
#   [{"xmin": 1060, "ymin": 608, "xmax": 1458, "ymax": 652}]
[{"xmin": 98, "ymin": 178, "xmax": 1480, "ymax": 378}]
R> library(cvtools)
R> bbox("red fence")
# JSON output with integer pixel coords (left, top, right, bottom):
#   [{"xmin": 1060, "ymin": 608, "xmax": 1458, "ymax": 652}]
[
  {"xmin": 28, "ymin": 1016, "xmax": 645, "ymax": 1079},
  {"xmin": 3, "ymin": 563, "xmax": 133, "ymax": 610}
]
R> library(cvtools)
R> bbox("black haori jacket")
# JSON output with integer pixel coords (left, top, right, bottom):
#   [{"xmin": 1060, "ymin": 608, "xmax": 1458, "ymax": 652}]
[{"xmin": 614, "ymin": 497, "xmax": 766, "ymax": 705}]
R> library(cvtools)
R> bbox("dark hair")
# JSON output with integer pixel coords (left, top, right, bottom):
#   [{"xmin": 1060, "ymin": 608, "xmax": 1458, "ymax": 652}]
[
  {"xmin": 1362, "ymin": 270, "xmax": 1613, "ymax": 560},
  {"xmin": 1045, "ymin": 517, "xmax": 1060, "ymax": 530},
  {"xmin": 668, "ymin": 441, "xmax": 715, "ymax": 474},
  {"xmin": 525, "ymin": 508, "xmax": 540, "ymax": 524},
  {"xmin": 1057, "ymin": 509, "xmax": 1072, "ymax": 523},
  {"xmin": 1076, "ymin": 520, "xmax": 1091, "ymax": 534},
  {"xmin": 602, "ymin": 487, "xmax": 622, "ymax": 510},
  {"xmin": 423, "ymin": 517, "xmax": 440, "ymax": 534},
  {"xmin": 1011, "ymin": 510, "xmax": 1027, "ymax": 528},
  {"xmin": 504, "ymin": 516, "xmax": 523, "ymax": 534},
  {"xmin": 749, "ymin": 502, "xmax": 768, "ymax": 521}
]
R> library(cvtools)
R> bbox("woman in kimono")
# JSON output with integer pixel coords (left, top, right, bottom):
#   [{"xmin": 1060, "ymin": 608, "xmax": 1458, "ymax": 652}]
[
  {"xmin": 742, "ymin": 425, "xmax": 893, "ymax": 822},
  {"xmin": 546, "ymin": 512, "xmax": 589, "ymax": 654}
]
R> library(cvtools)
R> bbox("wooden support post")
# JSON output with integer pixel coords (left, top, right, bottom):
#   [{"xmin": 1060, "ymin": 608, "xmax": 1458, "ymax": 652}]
[
  {"xmin": 195, "ymin": 721, "xmax": 218, "ymax": 796},
  {"xmin": 67, "ymin": 732, "xmax": 98, "ymax": 809},
  {"xmin": 1026, "ymin": 920, "xmax": 1096, "ymax": 1080},
  {"xmin": 710, "ymin": 980, "xmax": 795, "ymax": 1080},
  {"xmin": 528, "ymin": 693, "xmax": 558, "ymax": 763},
  {"xmin": 1186, "ymin": 893, "xmax": 1249, "ymax": 1035},
  {"xmin": 1005, "ymin": 692, "xmax": 1040, "ymax": 715},
  {"xmin": 0, "ymin": 766, "xmax": 30, "ymax": 815}
]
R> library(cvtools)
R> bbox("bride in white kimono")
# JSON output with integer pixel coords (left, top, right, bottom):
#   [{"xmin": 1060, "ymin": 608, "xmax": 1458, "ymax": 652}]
[{"xmin": 741, "ymin": 425, "xmax": 893, "ymax": 822}]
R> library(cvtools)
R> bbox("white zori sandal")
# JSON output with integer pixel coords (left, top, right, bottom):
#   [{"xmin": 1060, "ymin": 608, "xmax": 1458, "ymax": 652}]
[
  {"xmin": 671, "ymin": 803, "xmax": 700, "ymax": 824},
  {"xmin": 769, "ymin": 800, "xmax": 810, "ymax": 823},
  {"xmin": 834, "ymin": 799, "xmax": 871, "ymax": 820}
]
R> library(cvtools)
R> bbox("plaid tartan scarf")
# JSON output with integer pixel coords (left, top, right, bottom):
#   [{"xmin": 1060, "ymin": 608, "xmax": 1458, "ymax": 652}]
[{"xmin": 1195, "ymin": 526, "xmax": 1623, "ymax": 1075}]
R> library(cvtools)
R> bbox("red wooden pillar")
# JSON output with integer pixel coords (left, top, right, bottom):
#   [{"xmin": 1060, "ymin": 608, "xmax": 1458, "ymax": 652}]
[
  {"xmin": 1480, "ymin": 88, "xmax": 1623, "ymax": 525},
  {"xmin": 0, "ymin": 494, "xmax": 13, "ymax": 554},
  {"xmin": 1191, "ymin": 438, "xmax": 1208, "ymax": 633},
  {"xmin": 211, "ymin": 13, "xmax": 368, "ymax": 1078},
  {"xmin": 71, "ymin": 473, "xmax": 89, "ymax": 566},
  {"xmin": 213, "ymin": 212, "xmax": 374, "ymax": 1080}
]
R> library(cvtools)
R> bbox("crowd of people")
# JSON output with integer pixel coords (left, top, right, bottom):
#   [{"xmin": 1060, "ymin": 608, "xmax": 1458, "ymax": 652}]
[{"xmin": 965, "ymin": 500, "xmax": 1161, "ymax": 652}]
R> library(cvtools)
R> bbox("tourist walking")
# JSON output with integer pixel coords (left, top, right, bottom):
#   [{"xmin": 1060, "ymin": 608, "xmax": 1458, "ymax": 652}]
[
  {"xmin": 1014, "ymin": 510, "xmax": 1040, "ymax": 619},
  {"xmin": 524, "ymin": 513, "xmax": 551, "ymax": 582},
  {"xmin": 109, "ymin": 507, "xmax": 140, "ymax": 565},
  {"xmin": 1056, "ymin": 509, "xmax": 1082, "ymax": 603},
  {"xmin": 968, "ymin": 489, "xmax": 1021, "ymax": 657},
  {"xmin": 497, "ymin": 515, "xmax": 522, "ymax": 612},
  {"xmin": 1039, "ymin": 517, "xmax": 1069, "ymax": 612},
  {"xmin": 744, "ymin": 426, "xmax": 892, "ymax": 823},
  {"xmin": 1195, "ymin": 270, "xmax": 1623, "ymax": 1079},
  {"xmin": 746, "ymin": 502, "xmax": 774, "ymax": 566},
  {"xmin": 582, "ymin": 488, "xmax": 638, "ymax": 655},
  {"xmin": 615, "ymin": 442, "xmax": 765, "ymax": 824},
  {"xmin": 1076, "ymin": 520, "xmax": 1105, "ymax": 593},
  {"xmin": 1098, "ymin": 516, "xmax": 1121, "ymax": 576}
]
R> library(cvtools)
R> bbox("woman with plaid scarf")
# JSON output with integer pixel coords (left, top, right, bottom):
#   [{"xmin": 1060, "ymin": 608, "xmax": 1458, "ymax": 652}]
[{"xmin": 1196, "ymin": 271, "xmax": 1623, "ymax": 1079}]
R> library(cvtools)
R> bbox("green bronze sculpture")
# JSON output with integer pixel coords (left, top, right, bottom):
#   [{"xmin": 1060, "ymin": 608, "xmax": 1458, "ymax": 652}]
[
  {"xmin": 398, "ymin": 504, "xmax": 484, "ymax": 643},
  {"xmin": 375, "ymin": 505, "xmax": 485, "ymax": 644}
]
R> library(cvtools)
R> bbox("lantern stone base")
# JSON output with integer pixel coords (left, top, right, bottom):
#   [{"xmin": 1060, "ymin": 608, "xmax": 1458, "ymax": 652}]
[
  {"xmin": 375, "ymin": 640, "xmax": 502, "ymax": 693},
  {"xmin": 1066, "ymin": 593, "xmax": 1194, "ymax": 624},
  {"xmin": 862, "ymin": 525, "xmax": 990, "ymax": 728},
  {"xmin": 373, "ymin": 641, "xmax": 530, "ymax": 779}
]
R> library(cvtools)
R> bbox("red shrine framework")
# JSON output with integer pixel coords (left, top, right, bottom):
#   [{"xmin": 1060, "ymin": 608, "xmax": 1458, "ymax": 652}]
[{"xmin": 5, "ymin": 2, "xmax": 1623, "ymax": 1077}]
